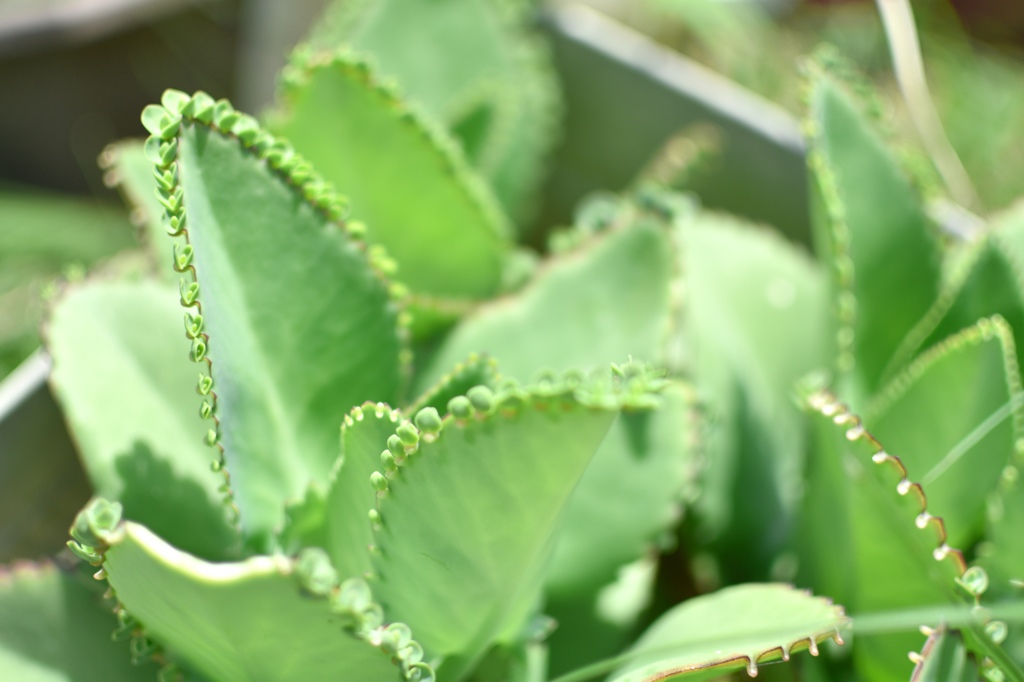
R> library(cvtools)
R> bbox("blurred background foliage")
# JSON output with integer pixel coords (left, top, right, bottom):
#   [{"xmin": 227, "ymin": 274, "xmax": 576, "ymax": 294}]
[{"xmin": 2, "ymin": 0, "xmax": 1024, "ymax": 380}]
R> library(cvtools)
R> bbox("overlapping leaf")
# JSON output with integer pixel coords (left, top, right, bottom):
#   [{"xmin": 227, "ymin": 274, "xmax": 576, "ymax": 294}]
[
  {"xmin": 307, "ymin": 0, "xmax": 561, "ymax": 226},
  {"xmin": 101, "ymin": 521, "xmax": 415, "ymax": 681},
  {"xmin": 865, "ymin": 317, "xmax": 1021, "ymax": 548},
  {"xmin": 148, "ymin": 91, "xmax": 404, "ymax": 543},
  {"xmin": 48, "ymin": 280, "xmax": 237, "ymax": 560},
  {"xmin": 0, "ymin": 561, "xmax": 158, "ymax": 681},
  {"xmin": 676, "ymin": 211, "xmax": 829, "ymax": 579},
  {"xmin": 805, "ymin": 57, "xmax": 941, "ymax": 395},
  {"xmin": 270, "ymin": 49, "xmax": 509, "ymax": 301},
  {"xmin": 367, "ymin": 373, "xmax": 661, "ymax": 679},
  {"xmin": 607, "ymin": 584, "xmax": 849, "ymax": 682}
]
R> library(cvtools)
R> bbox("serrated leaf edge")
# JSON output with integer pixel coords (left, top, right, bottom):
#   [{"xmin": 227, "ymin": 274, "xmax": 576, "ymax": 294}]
[
  {"xmin": 83, "ymin": 516, "xmax": 435, "ymax": 682},
  {"xmin": 367, "ymin": 363, "xmax": 667, "ymax": 526},
  {"xmin": 276, "ymin": 45, "xmax": 513, "ymax": 243},
  {"xmin": 141, "ymin": 89, "xmax": 413, "ymax": 531},
  {"xmin": 866, "ymin": 315, "xmax": 1024, "ymax": 430},
  {"xmin": 406, "ymin": 352, "xmax": 501, "ymax": 414},
  {"xmin": 805, "ymin": 388, "xmax": 969, "ymax": 576}
]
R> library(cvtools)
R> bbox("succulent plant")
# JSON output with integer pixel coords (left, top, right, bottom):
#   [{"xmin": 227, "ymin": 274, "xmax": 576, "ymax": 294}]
[{"xmin": 3, "ymin": 3, "xmax": 1024, "ymax": 682}]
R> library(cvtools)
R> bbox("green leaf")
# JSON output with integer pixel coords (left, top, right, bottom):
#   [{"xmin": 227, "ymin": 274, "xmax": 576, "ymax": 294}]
[
  {"xmin": 48, "ymin": 280, "xmax": 237, "ymax": 560},
  {"xmin": 407, "ymin": 353, "xmax": 500, "ymax": 415},
  {"xmin": 605, "ymin": 584, "xmax": 849, "ymax": 682},
  {"xmin": 417, "ymin": 211, "xmax": 675, "ymax": 391},
  {"xmin": 307, "ymin": 0, "xmax": 561, "ymax": 226},
  {"xmin": 271, "ymin": 50, "xmax": 509, "ymax": 301},
  {"xmin": 887, "ymin": 202, "xmax": 1024, "ymax": 383},
  {"xmin": 0, "ymin": 561, "xmax": 159, "ymax": 681},
  {"xmin": 677, "ymin": 211, "xmax": 829, "ymax": 578},
  {"xmin": 324, "ymin": 401, "xmax": 404, "ymax": 580},
  {"xmin": 805, "ymin": 60, "xmax": 941, "ymax": 393},
  {"xmin": 866, "ymin": 317, "xmax": 1022, "ymax": 548},
  {"xmin": 544, "ymin": 383, "xmax": 697, "ymax": 674},
  {"xmin": 802, "ymin": 388, "xmax": 968, "ymax": 682},
  {"xmin": 909, "ymin": 626, "xmax": 977, "ymax": 682},
  {"xmin": 159, "ymin": 96, "xmax": 405, "ymax": 543},
  {"xmin": 367, "ymin": 372, "xmax": 660, "ymax": 678},
  {"xmin": 101, "ymin": 521, "xmax": 419, "ymax": 682}
]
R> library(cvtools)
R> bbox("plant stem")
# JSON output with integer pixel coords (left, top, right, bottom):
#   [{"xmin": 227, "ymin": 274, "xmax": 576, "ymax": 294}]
[{"xmin": 875, "ymin": 0, "xmax": 981, "ymax": 214}]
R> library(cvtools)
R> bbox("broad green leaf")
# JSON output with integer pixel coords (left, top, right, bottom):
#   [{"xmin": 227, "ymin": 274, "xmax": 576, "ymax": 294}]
[
  {"xmin": 48, "ymin": 280, "xmax": 237, "ymax": 560},
  {"xmin": 678, "ymin": 211, "xmax": 829, "ymax": 578},
  {"xmin": 414, "ymin": 202, "xmax": 680, "ymax": 673},
  {"xmin": 162, "ymin": 99, "xmax": 403, "ymax": 543},
  {"xmin": 909, "ymin": 626, "xmax": 977, "ymax": 682},
  {"xmin": 100, "ymin": 141, "xmax": 177, "ymax": 282},
  {"xmin": 806, "ymin": 64, "xmax": 940, "ymax": 393},
  {"xmin": 0, "ymin": 561, "xmax": 158, "ymax": 681},
  {"xmin": 102, "ymin": 521, "xmax": 413, "ymax": 682},
  {"xmin": 368, "ymin": 373, "xmax": 659, "ymax": 678},
  {"xmin": 544, "ymin": 384, "xmax": 697, "ymax": 674},
  {"xmin": 802, "ymin": 388, "xmax": 966, "ymax": 682},
  {"xmin": 545, "ymin": 383, "xmax": 695, "ymax": 592},
  {"xmin": 270, "ymin": 50, "xmax": 509, "ymax": 301},
  {"xmin": 307, "ymin": 0, "xmax": 561, "ymax": 226},
  {"xmin": 606, "ymin": 584, "xmax": 849, "ymax": 682},
  {"xmin": 408, "ymin": 353, "xmax": 500, "ymax": 415},
  {"xmin": 325, "ymin": 401, "xmax": 404, "ymax": 580},
  {"xmin": 865, "ymin": 317, "xmax": 1021, "ymax": 548},
  {"xmin": 418, "ymin": 213, "xmax": 674, "ymax": 391}
]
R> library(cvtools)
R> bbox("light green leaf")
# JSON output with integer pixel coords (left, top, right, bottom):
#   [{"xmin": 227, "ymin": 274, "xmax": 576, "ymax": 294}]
[
  {"xmin": 161, "ymin": 97, "xmax": 404, "ymax": 543},
  {"xmin": 0, "ymin": 561, "xmax": 159, "ymax": 681},
  {"xmin": 307, "ymin": 0, "xmax": 561, "ymax": 226},
  {"xmin": 909, "ymin": 626, "xmax": 977, "ymax": 682},
  {"xmin": 606, "ymin": 584, "xmax": 849, "ymax": 682},
  {"xmin": 368, "ymin": 372, "xmax": 660, "ymax": 678},
  {"xmin": 866, "ymin": 317, "xmax": 1022, "ymax": 548},
  {"xmin": 407, "ymin": 353, "xmax": 500, "ymax": 415},
  {"xmin": 802, "ymin": 388, "xmax": 967, "ymax": 682},
  {"xmin": 324, "ymin": 401, "xmax": 404, "ymax": 580},
  {"xmin": 418, "ymin": 212, "xmax": 675, "ymax": 391},
  {"xmin": 102, "ymin": 521, "xmax": 414, "ymax": 682},
  {"xmin": 48, "ymin": 280, "xmax": 237, "ymax": 560},
  {"xmin": 805, "ymin": 60, "xmax": 941, "ymax": 393},
  {"xmin": 270, "ymin": 50, "xmax": 509, "ymax": 301},
  {"xmin": 544, "ymin": 383, "xmax": 697, "ymax": 674},
  {"xmin": 677, "ymin": 211, "xmax": 829, "ymax": 577}
]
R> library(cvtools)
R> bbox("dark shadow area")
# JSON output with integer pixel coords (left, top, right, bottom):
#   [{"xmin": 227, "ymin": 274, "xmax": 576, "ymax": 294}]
[{"xmin": 115, "ymin": 440, "xmax": 238, "ymax": 561}]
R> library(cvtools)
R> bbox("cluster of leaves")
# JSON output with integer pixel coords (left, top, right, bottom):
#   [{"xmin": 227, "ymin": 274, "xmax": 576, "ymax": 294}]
[{"xmin": 1, "ymin": 2, "xmax": 1023, "ymax": 682}]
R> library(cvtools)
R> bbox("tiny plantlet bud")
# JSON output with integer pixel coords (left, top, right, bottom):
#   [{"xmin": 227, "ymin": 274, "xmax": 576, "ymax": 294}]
[
  {"xmin": 70, "ymin": 498, "xmax": 123, "ymax": 547},
  {"xmin": 368, "ymin": 509, "xmax": 382, "ymax": 525},
  {"xmin": 388, "ymin": 434, "xmax": 404, "ymax": 458},
  {"xmin": 958, "ymin": 566, "xmax": 989, "ymax": 597},
  {"xmin": 396, "ymin": 422, "xmax": 419, "ymax": 446},
  {"xmin": 370, "ymin": 471, "xmax": 388, "ymax": 492},
  {"xmin": 381, "ymin": 451, "xmax": 397, "ymax": 471},
  {"xmin": 332, "ymin": 578, "xmax": 372, "ymax": 614},
  {"xmin": 447, "ymin": 395, "xmax": 473, "ymax": 420},
  {"xmin": 414, "ymin": 407, "xmax": 442, "ymax": 434},
  {"xmin": 295, "ymin": 547, "xmax": 338, "ymax": 596},
  {"xmin": 985, "ymin": 620, "xmax": 1008, "ymax": 644},
  {"xmin": 467, "ymin": 385, "xmax": 495, "ymax": 413}
]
